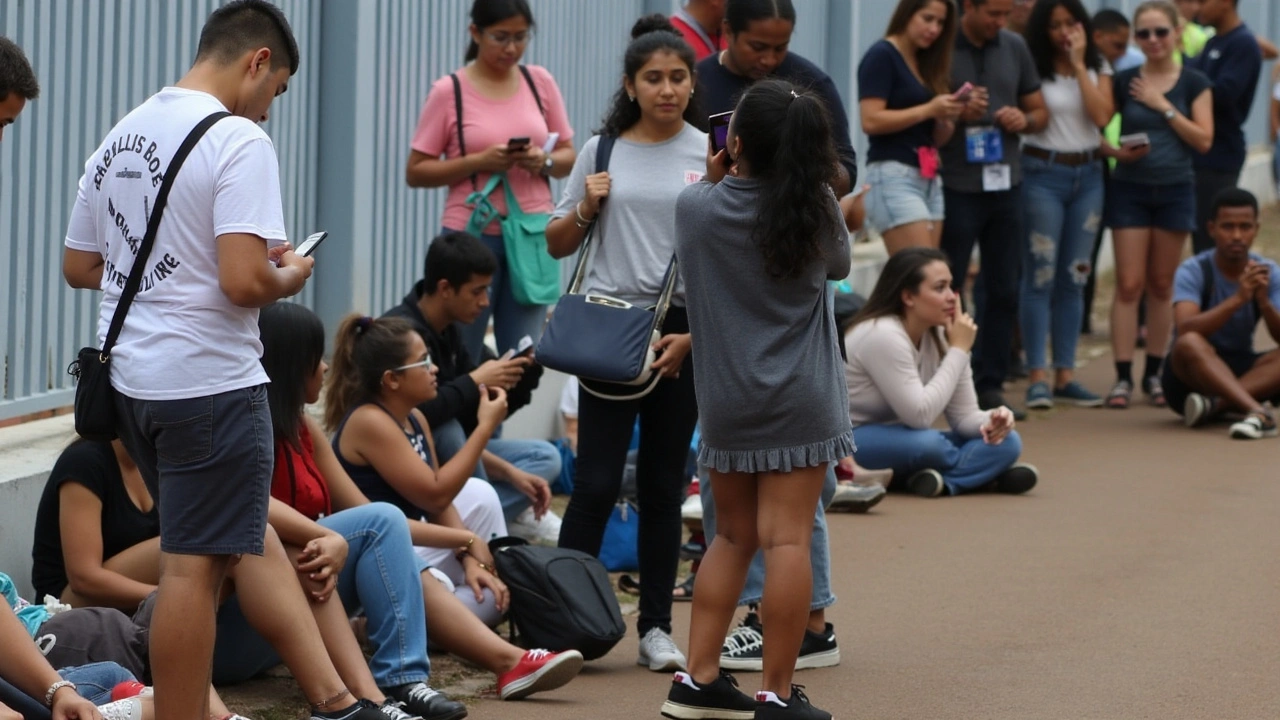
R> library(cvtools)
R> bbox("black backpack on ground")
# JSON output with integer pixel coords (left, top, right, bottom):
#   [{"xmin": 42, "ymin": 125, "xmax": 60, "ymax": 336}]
[{"xmin": 490, "ymin": 537, "xmax": 625, "ymax": 661}]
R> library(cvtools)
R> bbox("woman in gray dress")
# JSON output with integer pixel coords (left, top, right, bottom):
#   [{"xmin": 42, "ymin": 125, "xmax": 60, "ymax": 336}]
[{"xmin": 662, "ymin": 79, "xmax": 853, "ymax": 720}]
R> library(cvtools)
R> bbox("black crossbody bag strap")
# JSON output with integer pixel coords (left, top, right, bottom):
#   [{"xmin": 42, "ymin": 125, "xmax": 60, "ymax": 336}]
[
  {"xmin": 450, "ymin": 73, "xmax": 477, "ymax": 192},
  {"xmin": 100, "ymin": 111, "xmax": 230, "ymax": 358}
]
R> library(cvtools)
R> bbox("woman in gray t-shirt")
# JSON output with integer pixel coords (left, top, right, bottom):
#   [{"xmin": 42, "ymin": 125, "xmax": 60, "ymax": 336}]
[
  {"xmin": 545, "ymin": 17, "xmax": 706, "ymax": 675},
  {"xmin": 668, "ymin": 79, "xmax": 853, "ymax": 720}
]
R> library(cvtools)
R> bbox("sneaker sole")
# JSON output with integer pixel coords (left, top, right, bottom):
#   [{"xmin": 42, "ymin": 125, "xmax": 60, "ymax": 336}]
[
  {"xmin": 794, "ymin": 647, "xmax": 841, "ymax": 670},
  {"xmin": 500, "ymin": 652, "xmax": 585, "ymax": 700},
  {"xmin": 719, "ymin": 655, "xmax": 763, "ymax": 672},
  {"xmin": 660, "ymin": 700, "xmax": 754, "ymax": 720},
  {"xmin": 640, "ymin": 655, "xmax": 687, "ymax": 672},
  {"xmin": 1026, "ymin": 397, "xmax": 1054, "ymax": 409},
  {"xmin": 826, "ymin": 491, "xmax": 886, "ymax": 514},
  {"xmin": 1184, "ymin": 395, "xmax": 1208, "ymax": 427},
  {"xmin": 1056, "ymin": 396, "xmax": 1104, "ymax": 408},
  {"xmin": 1229, "ymin": 426, "xmax": 1279, "ymax": 440}
]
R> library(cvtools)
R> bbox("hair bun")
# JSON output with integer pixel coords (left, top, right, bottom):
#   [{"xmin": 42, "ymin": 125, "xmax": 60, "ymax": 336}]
[{"xmin": 631, "ymin": 13, "xmax": 678, "ymax": 40}]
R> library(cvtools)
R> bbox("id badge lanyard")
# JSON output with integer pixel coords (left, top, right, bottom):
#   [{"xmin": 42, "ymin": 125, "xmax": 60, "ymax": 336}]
[{"xmin": 963, "ymin": 42, "xmax": 1010, "ymax": 191}]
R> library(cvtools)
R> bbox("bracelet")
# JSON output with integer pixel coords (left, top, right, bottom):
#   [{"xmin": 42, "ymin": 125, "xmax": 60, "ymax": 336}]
[
  {"xmin": 45, "ymin": 680, "xmax": 76, "ymax": 707},
  {"xmin": 574, "ymin": 201, "xmax": 593, "ymax": 229}
]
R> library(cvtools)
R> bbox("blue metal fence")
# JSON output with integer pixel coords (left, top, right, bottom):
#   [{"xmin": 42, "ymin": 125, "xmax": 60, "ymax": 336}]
[{"xmin": 1, "ymin": 0, "xmax": 1276, "ymax": 420}]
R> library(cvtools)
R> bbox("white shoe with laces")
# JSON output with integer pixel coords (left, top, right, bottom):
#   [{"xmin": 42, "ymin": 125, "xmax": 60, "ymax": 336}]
[
  {"xmin": 637, "ymin": 627, "xmax": 686, "ymax": 672},
  {"xmin": 508, "ymin": 507, "xmax": 562, "ymax": 544}
]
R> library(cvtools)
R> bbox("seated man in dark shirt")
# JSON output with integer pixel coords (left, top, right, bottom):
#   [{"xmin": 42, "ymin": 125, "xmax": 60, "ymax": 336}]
[
  {"xmin": 382, "ymin": 231, "xmax": 560, "ymax": 541},
  {"xmin": 695, "ymin": 0, "xmax": 856, "ymax": 195},
  {"xmin": 1166, "ymin": 188, "xmax": 1280, "ymax": 440}
]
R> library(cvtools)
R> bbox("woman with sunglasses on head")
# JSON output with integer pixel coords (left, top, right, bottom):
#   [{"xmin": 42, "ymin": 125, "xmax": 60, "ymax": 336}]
[
  {"xmin": 1017, "ymin": 0, "xmax": 1113, "ymax": 410},
  {"xmin": 858, "ymin": 0, "xmax": 961, "ymax": 254},
  {"xmin": 258, "ymin": 303, "xmax": 582, "ymax": 703},
  {"xmin": 406, "ymin": 0, "xmax": 576, "ymax": 361},
  {"xmin": 1103, "ymin": 0, "xmax": 1213, "ymax": 410},
  {"xmin": 324, "ymin": 315, "xmax": 512, "ymax": 629},
  {"xmin": 543, "ymin": 15, "xmax": 704, "ymax": 674},
  {"xmin": 664, "ymin": 79, "xmax": 853, "ymax": 720}
]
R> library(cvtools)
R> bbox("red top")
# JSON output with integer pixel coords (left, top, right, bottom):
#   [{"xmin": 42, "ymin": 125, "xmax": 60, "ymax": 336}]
[
  {"xmin": 271, "ymin": 422, "xmax": 332, "ymax": 520},
  {"xmin": 670, "ymin": 13, "xmax": 726, "ymax": 61}
]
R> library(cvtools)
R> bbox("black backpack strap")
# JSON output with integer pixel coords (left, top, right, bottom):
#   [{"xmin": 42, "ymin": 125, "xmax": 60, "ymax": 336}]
[
  {"xmin": 1200, "ymin": 253, "xmax": 1262, "ymax": 325},
  {"xmin": 595, "ymin": 134, "xmax": 615, "ymax": 175},
  {"xmin": 518, "ymin": 65, "xmax": 545, "ymax": 117},
  {"xmin": 101, "ymin": 111, "xmax": 230, "ymax": 357},
  {"xmin": 451, "ymin": 73, "xmax": 477, "ymax": 192}
]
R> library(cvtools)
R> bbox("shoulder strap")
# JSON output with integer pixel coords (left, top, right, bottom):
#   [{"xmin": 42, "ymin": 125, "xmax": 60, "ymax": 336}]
[
  {"xmin": 101, "ymin": 111, "xmax": 230, "ymax": 357},
  {"xmin": 566, "ymin": 136, "xmax": 617, "ymax": 295},
  {"xmin": 1199, "ymin": 255, "xmax": 1213, "ymax": 312},
  {"xmin": 518, "ymin": 65, "xmax": 545, "ymax": 117},
  {"xmin": 451, "ymin": 73, "xmax": 477, "ymax": 192}
]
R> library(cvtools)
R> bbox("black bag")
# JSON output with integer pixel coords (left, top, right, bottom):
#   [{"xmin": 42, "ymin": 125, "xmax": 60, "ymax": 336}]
[
  {"xmin": 67, "ymin": 111, "xmax": 230, "ymax": 441},
  {"xmin": 491, "ymin": 537, "xmax": 625, "ymax": 661},
  {"xmin": 534, "ymin": 136, "xmax": 679, "ymax": 401}
]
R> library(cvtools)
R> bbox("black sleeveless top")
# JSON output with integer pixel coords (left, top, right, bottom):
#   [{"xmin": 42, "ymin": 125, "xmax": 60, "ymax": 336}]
[{"xmin": 332, "ymin": 403, "xmax": 434, "ymax": 520}]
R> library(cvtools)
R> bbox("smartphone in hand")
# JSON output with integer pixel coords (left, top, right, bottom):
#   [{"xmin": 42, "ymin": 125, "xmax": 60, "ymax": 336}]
[
  {"xmin": 296, "ymin": 231, "xmax": 328, "ymax": 257},
  {"xmin": 708, "ymin": 111, "xmax": 733, "ymax": 154},
  {"xmin": 507, "ymin": 137, "xmax": 531, "ymax": 152},
  {"xmin": 952, "ymin": 82, "xmax": 974, "ymax": 102}
]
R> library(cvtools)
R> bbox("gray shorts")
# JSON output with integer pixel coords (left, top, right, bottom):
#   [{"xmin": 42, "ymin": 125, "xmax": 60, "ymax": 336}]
[{"xmin": 114, "ymin": 384, "xmax": 272, "ymax": 556}]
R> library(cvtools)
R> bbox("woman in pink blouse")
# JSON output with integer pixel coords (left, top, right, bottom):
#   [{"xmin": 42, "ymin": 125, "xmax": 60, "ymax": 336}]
[{"xmin": 406, "ymin": 0, "xmax": 576, "ymax": 359}]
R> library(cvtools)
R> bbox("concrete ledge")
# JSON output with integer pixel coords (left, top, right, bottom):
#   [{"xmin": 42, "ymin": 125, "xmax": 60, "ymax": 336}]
[{"xmin": 0, "ymin": 414, "xmax": 78, "ymax": 600}]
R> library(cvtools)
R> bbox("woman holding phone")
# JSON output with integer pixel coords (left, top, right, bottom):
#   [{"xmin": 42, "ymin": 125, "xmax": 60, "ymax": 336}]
[
  {"xmin": 1102, "ymin": 0, "xmax": 1212, "ymax": 409},
  {"xmin": 544, "ymin": 15, "xmax": 704, "ymax": 674},
  {"xmin": 1017, "ymin": 0, "xmax": 1113, "ymax": 410},
  {"xmin": 857, "ymin": 0, "xmax": 961, "ymax": 253},
  {"xmin": 406, "ymin": 0, "xmax": 576, "ymax": 360}
]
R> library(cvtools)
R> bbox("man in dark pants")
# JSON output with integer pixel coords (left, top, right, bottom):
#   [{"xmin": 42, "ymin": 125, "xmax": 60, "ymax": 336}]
[
  {"xmin": 939, "ymin": 0, "xmax": 1046, "ymax": 416},
  {"xmin": 1189, "ymin": 0, "xmax": 1261, "ymax": 254}
]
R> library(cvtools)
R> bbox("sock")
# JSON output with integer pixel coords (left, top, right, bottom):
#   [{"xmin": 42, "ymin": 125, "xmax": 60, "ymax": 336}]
[
  {"xmin": 1144, "ymin": 354, "xmax": 1164, "ymax": 380},
  {"xmin": 756, "ymin": 691, "xmax": 788, "ymax": 707},
  {"xmin": 1115, "ymin": 361, "xmax": 1133, "ymax": 385}
]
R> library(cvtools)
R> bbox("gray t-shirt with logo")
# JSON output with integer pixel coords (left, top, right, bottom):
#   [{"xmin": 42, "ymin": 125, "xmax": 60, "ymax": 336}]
[{"xmin": 552, "ymin": 124, "xmax": 708, "ymax": 307}]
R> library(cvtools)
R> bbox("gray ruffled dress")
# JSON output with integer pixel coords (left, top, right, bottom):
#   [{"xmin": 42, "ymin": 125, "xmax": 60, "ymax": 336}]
[{"xmin": 675, "ymin": 176, "xmax": 855, "ymax": 473}]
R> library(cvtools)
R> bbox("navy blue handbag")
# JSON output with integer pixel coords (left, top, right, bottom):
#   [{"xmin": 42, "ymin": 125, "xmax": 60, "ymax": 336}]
[{"xmin": 534, "ymin": 136, "xmax": 678, "ymax": 401}]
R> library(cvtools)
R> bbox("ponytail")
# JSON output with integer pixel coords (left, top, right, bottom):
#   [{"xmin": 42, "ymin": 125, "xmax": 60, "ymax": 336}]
[
  {"xmin": 323, "ymin": 314, "xmax": 416, "ymax": 432},
  {"xmin": 734, "ymin": 79, "xmax": 840, "ymax": 278}
]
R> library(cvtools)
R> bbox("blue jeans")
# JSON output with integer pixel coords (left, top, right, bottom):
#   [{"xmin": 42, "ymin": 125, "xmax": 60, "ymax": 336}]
[
  {"xmin": 212, "ymin": 504, "xmax": 432, "ymax": 688},
  {"xmin": 322, "ymin": 503, "xmax": 431, "ymax": 688},
  {"xmin": 448, "ymin": 228, "xmax": 548, "ymax": 361},
  {"xmin": 940, "ymin": 187, "xmax": 1022, "ymax": 394},
  {"xmin": 852, "ymin": 424, "xmax": 1022, "ymax": 495},
  {"xmin": 432, "ymin": 419, "xmax": 559, "ymax": 522},
  {"xmin": 1019, "ymin": 156, "xmax": 1105, "ymax": 371},
  {"xmin": 59, "ymin": 662, "xmax": 136, "ymax": 704},
  {"xmin": 698, "ymin": 464, "xmax": 837, "ymax": 611}
]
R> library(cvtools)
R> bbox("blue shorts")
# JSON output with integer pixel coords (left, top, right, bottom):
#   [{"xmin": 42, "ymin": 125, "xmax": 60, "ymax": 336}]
[
  {"xmin": 1105, "ymin": 179, "xmax": 1196, "ymax": 232},
  {"xmin": 864, "ymin": 160, "xmax": 944, "ymax": 233},
  {"xmin": 114, "ymin": 385, "xmax": 272, "ymax": 556},
  {"xmin": 1163, "ymin": 345, "xmax": 1261, "ymax": 415}
]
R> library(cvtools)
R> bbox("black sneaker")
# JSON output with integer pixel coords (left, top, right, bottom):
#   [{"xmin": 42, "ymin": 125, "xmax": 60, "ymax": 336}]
[
  {"xmin": 661, "ymin": 670, "xmax": 756, "ymax": 720},
  {"xmin": 993, "ymin": 463, "xmax": 1038, "ymax": 494},
  {"xmin": 795, "ymin": 623, "xmax": 840, "ymax": 670},
  {"xmin": 313, "ymin": 699, "xmax": 396, "ymax": 720},
  {"xmin": 382, "ymin": 683, "xmax": 466, "ymax": 720},
  {"xmin": 376, "ymin": 700, "xmax": 422, "ymax": 720},
  {"xmin": 720, "ymin": 611, "xmax": 764, "ymax": 671},
  {"xmin": 755, "ymin": 686, "xmax": 831, "ymax": 720}
]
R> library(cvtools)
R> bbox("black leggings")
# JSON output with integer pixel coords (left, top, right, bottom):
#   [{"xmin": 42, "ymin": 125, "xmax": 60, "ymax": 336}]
[{"xmin": 558, "ymin": 308, "xmax": 698, "ymax": 637}]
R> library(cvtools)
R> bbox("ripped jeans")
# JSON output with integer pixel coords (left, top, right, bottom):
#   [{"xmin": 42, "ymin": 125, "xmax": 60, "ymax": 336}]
[{"xmin": 1018, "ymin": 154, "xmax": 1105, "ymax": 371}]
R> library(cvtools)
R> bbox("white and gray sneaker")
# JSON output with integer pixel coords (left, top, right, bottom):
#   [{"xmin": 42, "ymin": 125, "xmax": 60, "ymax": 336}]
[
  {"xmin": 720, "ymin": 612, "xmax": 765, "ymax": 671},
  {"xmin": 638, "ymin": 627, "xmax": 687, "ymax": 672},
  {"xmin": 508, "ymin": 507, "xmax": 562, "ymax": 545},
  {"xmin": 826, "ymin": 482, "xmax": 887, "ymax": 513},
  {"xmin": 1229, "ymin": 412, "xmax": 1278, "ymax": 440}
]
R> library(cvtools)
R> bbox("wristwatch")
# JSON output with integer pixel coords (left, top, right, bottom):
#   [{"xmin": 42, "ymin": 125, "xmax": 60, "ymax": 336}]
[
  {"xmin": 1163, "ymin": 108, "xmax": 1177, "ymax": 122},
  {"xmin": 540, "ymin": 156, "xmax": 554, "ymax": 176}
]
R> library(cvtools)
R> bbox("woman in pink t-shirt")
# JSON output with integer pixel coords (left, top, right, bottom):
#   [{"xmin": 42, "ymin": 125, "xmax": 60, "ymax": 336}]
[{"xmin": 406, "ymin": 0, "xmax": 576, "ymax": 359}]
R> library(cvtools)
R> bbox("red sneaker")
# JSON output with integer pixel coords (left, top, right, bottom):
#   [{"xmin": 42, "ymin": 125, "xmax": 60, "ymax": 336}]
[
  {"xmin": 110, "ymin": 681, "xmax": 146, "ymax": 702},
  {"xmin": 496, "ymin": 649, "xmax": 584, "ymax": 701}
]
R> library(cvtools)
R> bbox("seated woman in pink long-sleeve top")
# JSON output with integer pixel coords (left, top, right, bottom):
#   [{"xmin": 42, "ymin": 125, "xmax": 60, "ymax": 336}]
[{"xmin": 844, "ymin": 248, "xmax": 1039, "ymax": 498}]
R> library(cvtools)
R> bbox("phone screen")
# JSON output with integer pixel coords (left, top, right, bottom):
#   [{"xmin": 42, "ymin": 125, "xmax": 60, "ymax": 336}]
[
  {"xmin": 508, "ymin": 137, "xmax": 531, "ymax": 151},
  {"xmin": 708, "ymin": 111, "xmax": 733, "ymax": 154},
  {"xmin": 297, "ymin": 231, "xmax": 328, "ymax": 257}
]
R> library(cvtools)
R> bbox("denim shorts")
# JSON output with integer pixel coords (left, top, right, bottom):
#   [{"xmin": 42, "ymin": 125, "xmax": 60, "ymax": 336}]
[
  {"xmin": 114, "ymin": 385, "xmax": 272, "ymax": 555},
  {"xmin": 1104, "ymin": 179, "xmax": 1196, "ymax": 232},
  {"xmin": 864, "ymin": 160, "xmax": 944, "ymax": 232}
]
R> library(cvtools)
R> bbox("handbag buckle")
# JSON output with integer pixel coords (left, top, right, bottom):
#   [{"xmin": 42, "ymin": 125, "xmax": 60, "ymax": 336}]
[{"xmin": 585, "ymin": 295, "xmax": 632, "ymax": 309}]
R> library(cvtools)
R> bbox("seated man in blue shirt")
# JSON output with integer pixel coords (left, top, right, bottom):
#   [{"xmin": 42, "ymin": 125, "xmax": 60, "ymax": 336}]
[{"xmin": 1165, "ymin": 188, "xmax": 1280, "ymax": 439}]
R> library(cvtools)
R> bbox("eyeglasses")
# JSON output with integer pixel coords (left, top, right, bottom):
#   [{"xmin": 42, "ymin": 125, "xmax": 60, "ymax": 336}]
[
  {"xmin": 393, "ymin": 356, "xmax": 434, "ymax": 373},
  {"xmin": 1134, "ymin": 27, "xmax": 1173, "ymax": 40},
  {"xmin": 483, "ymin": 30, "xmax": 532, "ymax": 47}
]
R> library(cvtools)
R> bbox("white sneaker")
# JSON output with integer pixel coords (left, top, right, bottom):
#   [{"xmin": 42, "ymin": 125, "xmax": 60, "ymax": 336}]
[
  {"xmin": 637, "ymin": 627, "xmax": 686, "ymax": 672},
  {"xmin": 509, "ymin": 507, "xmax": 562, "ymax": 544},
  {"xmin": 826, "ymin": 482, "xmax": 886, "ymax": 513},
  {"xmin": 680, "ymin": 492, "xmax": 703, "ymax": 521}
]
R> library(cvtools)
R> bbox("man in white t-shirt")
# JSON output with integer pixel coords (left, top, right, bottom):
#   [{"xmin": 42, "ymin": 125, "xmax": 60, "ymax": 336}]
[{"xmin": 59, "ymin": 4, "xmax": 335, "ymax": 720}]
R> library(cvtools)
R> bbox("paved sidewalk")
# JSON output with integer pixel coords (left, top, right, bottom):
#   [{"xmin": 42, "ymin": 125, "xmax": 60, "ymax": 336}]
[{"xmin": 466, "ymin": 355, "xmax": 1280, "ymax": 719}]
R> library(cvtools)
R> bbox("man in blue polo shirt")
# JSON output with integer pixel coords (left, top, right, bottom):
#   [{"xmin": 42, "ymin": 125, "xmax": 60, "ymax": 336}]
[
  {"xmin": 1188, "ymin": 0, "xmax": 1261, "ymax": 254},
  {"xmin": 939, "ymin": 0, "xmax": 1047, "ymax": 417},
  {"xmin": 694, "ymin": 0, "xmax": 856, "ymax": 195},
  {"xmin": 1166, "ymin": 188, "xmax": 1280, "ymax": 440}
]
